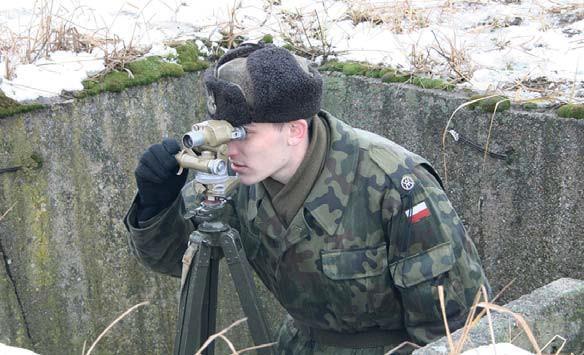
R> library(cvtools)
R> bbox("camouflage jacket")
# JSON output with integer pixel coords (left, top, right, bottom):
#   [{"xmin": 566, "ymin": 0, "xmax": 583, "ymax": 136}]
[{"xmin": 125, "ymin": 111, "xmax": 489, "ymax": 345}]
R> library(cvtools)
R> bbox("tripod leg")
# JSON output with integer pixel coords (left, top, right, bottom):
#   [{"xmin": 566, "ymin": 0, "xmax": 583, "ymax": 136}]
[
  {"xmin": 202, "ymin": 248, "xmax": 220, "ymax": 355},
  {"xmin": 220, "ymin": 230, "xmax": 275, "ymax": 355},
  {"xmin": 174, "ymin": 241, "xmax": 212, "ymax": 355}
]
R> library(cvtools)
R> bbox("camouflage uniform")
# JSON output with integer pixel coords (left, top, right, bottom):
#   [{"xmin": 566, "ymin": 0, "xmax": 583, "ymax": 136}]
[{"xmin": 125, "ymin": 111, "xmax": 489, "ymax": 353}]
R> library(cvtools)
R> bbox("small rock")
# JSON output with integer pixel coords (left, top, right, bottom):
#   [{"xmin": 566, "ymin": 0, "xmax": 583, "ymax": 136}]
[
  {"xmin": 509, "ymin": 17, "xmax": 523, "ymax": 26},
  {"xmin": 562, "ymin": 28, "xmax": 581, "ymax": 38}
]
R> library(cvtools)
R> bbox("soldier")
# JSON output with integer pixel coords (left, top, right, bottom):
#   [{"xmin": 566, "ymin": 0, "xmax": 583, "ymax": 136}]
[{"xmin": 125, "ymin": 42, "xmax": 490, "ymax": 354}]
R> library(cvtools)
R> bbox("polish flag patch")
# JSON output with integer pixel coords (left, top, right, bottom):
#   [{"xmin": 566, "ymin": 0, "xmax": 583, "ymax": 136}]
[{"xmin": 405, "ymin": 201, "xmax": 431, "ymax": 223}]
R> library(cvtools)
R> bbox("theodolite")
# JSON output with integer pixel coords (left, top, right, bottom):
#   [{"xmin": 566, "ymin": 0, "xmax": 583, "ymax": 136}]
[{"xmin": 173, "ymin": 120, "xmax": 274, "ymax": 355}]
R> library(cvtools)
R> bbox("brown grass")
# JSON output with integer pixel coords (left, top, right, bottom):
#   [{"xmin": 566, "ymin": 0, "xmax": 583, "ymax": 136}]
[
  {"xmin": 430, "ymin": 278, "xmax": 570, "ymax": 355},
  {"xmin": 84, "ymin": 301, "xmax": 149, "ymax": 355},
  {"xmin": 440, "ymin": 94, "xmax": 501, "ymax": 186},
  {"xmin": 0, "ymin": 0, "xmax": 152, "ymax": 81},
  {"xmin": 194, "ymin": 317, "xmax": 277, "ymax": 355}
]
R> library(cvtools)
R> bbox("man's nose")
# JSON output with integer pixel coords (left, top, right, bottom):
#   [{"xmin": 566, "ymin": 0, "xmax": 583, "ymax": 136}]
[{"xmin": 227, "ymin": 141, "xmax": 239, "ymax": 158}]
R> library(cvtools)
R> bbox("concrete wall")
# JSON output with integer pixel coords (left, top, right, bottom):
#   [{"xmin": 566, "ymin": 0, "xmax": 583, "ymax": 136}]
[{"xmin": 0, "ymin": 71, "xmax": 582, "ymax": 353}]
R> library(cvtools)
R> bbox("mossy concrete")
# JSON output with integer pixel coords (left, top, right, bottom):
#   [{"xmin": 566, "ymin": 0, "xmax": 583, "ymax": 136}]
[
  {"xmin": 0, "ymin": 69, "xmax": 582, "ymax": 353},
  {"xmin": 0, "ymin": 249, "xmax": 30, "ymax": 347},
  {"xmin": 0, "ymin": 72, "xmax": 284, "ymax": 354}
]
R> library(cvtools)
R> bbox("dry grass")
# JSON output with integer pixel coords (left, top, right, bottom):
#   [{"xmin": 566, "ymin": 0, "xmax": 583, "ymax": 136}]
[
  {"xmin": 428, "ymin": 278, "xmax": 572, "ymax": 355},
  {"xmin": 0, "ymin": 203, "xmax": 16, "ymax": 222},
  {"xmin": 343, "ymin": 0, "xmax": 434, "ymax": 34},
  {"xmin": 0, "ymin": 0, "xmax": 153, "ymax": 81},
  {"xmin": 277, "ymin": 5, "xmax": 334, "ymax": 61},
  {"xmin": 83, "ymin": 301, "xmax": 149, "ymax": 355},
  {"xmin": 429, "ymin": 30, "xmax": 475, "ymax": 83},
  {"xmin": 440, "ymin": 94, "xmax": 502, "ymax": 186},
  {"xmin": 194, "ymin": 317, "xmax": 277, "ymax": 355}
]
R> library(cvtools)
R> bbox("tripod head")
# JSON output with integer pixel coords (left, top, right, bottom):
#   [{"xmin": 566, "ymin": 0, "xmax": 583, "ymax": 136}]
[{"xmin": 175, "ymin": 120, "xmax": 246, "ymax": 220}]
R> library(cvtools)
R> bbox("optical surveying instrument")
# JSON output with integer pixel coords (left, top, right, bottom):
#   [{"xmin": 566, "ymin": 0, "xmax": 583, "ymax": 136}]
[{"xmin": 173, "ymin": 120, "xmax": 274, "ymax": 355}]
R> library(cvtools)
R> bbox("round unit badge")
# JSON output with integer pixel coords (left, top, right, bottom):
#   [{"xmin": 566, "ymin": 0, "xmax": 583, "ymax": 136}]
[{"xmin": 400, "ymin": 175, "xmax": 415, "ymax": 191}]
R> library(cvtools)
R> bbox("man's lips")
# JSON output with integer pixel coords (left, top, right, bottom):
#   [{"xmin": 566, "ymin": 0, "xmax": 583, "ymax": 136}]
[{"xmin": 230, "ymin": 161, "xmax": 247, "ymax": 171}]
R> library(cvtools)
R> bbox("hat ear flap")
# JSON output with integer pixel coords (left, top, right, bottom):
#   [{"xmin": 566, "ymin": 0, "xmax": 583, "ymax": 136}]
[
  {"xmin": 216, "ymin": 42, "xmax": 265, "ymax": 69},
  {"xmin": 204, "ymin": 68, "xmax": 253, "ymax": 126}
]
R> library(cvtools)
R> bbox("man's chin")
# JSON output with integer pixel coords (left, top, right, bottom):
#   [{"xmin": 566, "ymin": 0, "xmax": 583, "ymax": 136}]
[{"xmin": 237, "ymin": 175, "xmax": 259, "ymax": 186}]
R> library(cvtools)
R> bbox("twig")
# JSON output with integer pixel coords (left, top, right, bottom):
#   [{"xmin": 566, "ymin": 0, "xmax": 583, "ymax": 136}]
[
  {"xmin": 476, "ymin": 302, "xmax": 542, "ymax": 354},
  {"xmin": 453, "ymin": 279, "xmax": 516, "ymax": 354},
  {"xmin": 0, "ymin": 203, "xmax": 17, "ymax": 222},
  {"xmin": 384, "ymin": 341, "xmax": 421, "ymax": 355},
  {"xmin": 441, "ymin": 94, "xmax": 501, "ymax": 186},
  {"xmin": 481, "ymin": 286, "xmax": 497, "ymax": 354},
  {"xmin": 85, "ymin": 301, "xmax": 149, "ymax": 355},
  {"xmin": 231, "ymin": 341, "xmax": 277, "ymax": 354},
  {"xmin": 540, "ymin": 335, "xmax": 566, "ymax": 355},
  {"xmin": 482, "ymin": 97, "xmax": 510, "ymax": 172},
  {"xmin": 437, "ymin": 285, "xmax": 455, "ymax": 352},
  {"xmin": 454, "ymin": 290, "xmax": 483, "ymax": 354},
  {"xmin": 195, "ymin": 318, "xmax": 246, "ymax": 355},
  {"xmin": 195, "ymin": 317, "xmax": 276, "ymax": 355}
]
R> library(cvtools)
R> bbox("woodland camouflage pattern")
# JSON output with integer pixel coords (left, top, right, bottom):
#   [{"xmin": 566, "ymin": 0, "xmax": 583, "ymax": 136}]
[{"xmin": 125, "ymin": 111, "xmax": 489, "ymax": 351}]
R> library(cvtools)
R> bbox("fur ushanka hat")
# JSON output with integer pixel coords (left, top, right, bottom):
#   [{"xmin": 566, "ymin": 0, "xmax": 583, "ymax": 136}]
[{"xmin": 203, "ymin": 42, "xmax": 323, "ymax": 126}]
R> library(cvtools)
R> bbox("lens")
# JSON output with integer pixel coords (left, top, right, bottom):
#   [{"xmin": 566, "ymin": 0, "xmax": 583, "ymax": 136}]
[
  {"xmin": 182, "ymin": 131, "xmax": 204, "ymax": 148},
  {"xmin": 182, "ymin": 135, "xmax": 194, "ymax": 148}
]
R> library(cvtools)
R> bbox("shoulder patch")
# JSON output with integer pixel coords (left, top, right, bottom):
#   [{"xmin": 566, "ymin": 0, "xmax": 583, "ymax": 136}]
[{"xmin": 369, "ymin": 144, "xmax": 429, "ymax": 195}]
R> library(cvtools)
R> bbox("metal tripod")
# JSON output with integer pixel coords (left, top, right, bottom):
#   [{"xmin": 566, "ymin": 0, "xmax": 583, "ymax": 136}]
[{"xmin": 173, "ymin": 199, "xmax": 274, "ymax": 355}]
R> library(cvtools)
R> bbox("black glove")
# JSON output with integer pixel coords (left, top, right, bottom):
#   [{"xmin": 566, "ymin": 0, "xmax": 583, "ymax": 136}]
[{"xmin": 134, "ymin": 138, "xmax": 188, "ymax": 221}]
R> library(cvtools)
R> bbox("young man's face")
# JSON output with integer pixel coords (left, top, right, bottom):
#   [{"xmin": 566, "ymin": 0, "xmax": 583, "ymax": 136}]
[{"xmin": 227, "ymin": 122, "xmax": 290, "ymax": 185}]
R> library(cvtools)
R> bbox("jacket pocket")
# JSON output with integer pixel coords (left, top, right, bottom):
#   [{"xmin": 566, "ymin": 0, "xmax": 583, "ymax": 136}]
[
  {"xmin": 321, "ymin": 243, "xmax": 388, "ymax": 280},
  {"xmin": 389, "ymin": 242, "xmax": 467, "ymax": 325},
  {"xmin": 318, "ymin": 244, "xmax": 395, "ymax": 323}
]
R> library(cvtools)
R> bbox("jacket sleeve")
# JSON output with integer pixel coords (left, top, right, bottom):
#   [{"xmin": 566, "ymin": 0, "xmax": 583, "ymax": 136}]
[
  {"xmin": 124, "ymin": 193, "xmax": 194, "ymax": 278},
  {"xmin": 384, "ymin": 165, "xmax": 488, "ymax": 345}
]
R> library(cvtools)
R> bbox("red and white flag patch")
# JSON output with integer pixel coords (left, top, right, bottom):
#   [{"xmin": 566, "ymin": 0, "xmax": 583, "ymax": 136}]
[{"xmin": 405, "ymin": 201, "xmax": 431, "ymax": 223}]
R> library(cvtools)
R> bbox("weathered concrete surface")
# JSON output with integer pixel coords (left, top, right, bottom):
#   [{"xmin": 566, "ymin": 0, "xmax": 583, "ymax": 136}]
[
  {"xmin": 323, "ymin": 73, "xmax": 584, "ymax": 303},
  {"xmin": 0, "ymin": 70, "xmax": 582, "ymax": 353},
  {"xmin": 0, "ymin": 72, "xmax": 284, "ymax": 354},
  {"xmin": 414, "ymin": 278, "xmax": 584, "ymax": 354},
  {"xmin": 0, "ymin": 246, "xmax": 31, "ymax": 347}
]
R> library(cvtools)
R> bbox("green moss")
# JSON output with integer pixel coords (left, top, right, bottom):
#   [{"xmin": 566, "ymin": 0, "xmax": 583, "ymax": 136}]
[
  {"xmin": 160, "ymin": 61, "xmax": 184, "ymax": 77},
  {"xmin": 75, "ymin": 42, "xmax": 210, "ymax": 98},
  {"xmin": 175, "ymin": 42, "xmax": 209, "ymax": 72},
  {"xmin": 262, "ymin": 34, "xmax": 274, "ymax": 43},
  {"xmin": 103, "ymin": 71, "xmax": 128, "ymax": 92},
  {"xmin": 557, "ymin": 104, "xmax": 584, "ymax": 119},
  {"xmin": 319, "ymin": 60, "xmax": 345, "ymax": 72},
  {"xmin": 468, "ymin": 95, "xmax": 511, "ymax": 112},
  {"xmin": 365, "ymin": 69, "xmax": 382, "ymax": 78},
  {"xmin": 342, "ymin": 62, "xmax": 368, "ymax": 76},
  {"xmin": 381, "ymin": 71, "xmax": 411, "ymax": 83},
  {"xmin": 76, "ymin": 54, "xmax": 202, "ymax": 98},
  {"xmin": 282, "ymin": 43, "xmax": 294, "ymax": 52},
  {"xmin": 411, "ymin": 76, "xmax": 455, "ymax": 91},
  {"xmin": 521, "ymin": 102, "xmax": 538, "ymax": 110},
  {"xmin": 181, "ymin": 61, "xmax": 209, "ymax": 72},
  {"xmin": 0, "ymin": 91, "xmax": 45, "ymax": 118}
]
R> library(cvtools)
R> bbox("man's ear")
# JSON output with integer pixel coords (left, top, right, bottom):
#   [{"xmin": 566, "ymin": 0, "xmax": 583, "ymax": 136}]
[{"xmin": 287, "ymin": 119, "xmax": 309, "ymax": 146}]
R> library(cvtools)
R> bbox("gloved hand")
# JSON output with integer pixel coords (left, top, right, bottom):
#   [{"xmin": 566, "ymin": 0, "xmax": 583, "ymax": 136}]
[{"xmin": 134, "ymin": 138, "xmax": 188, "ymax": 221}]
